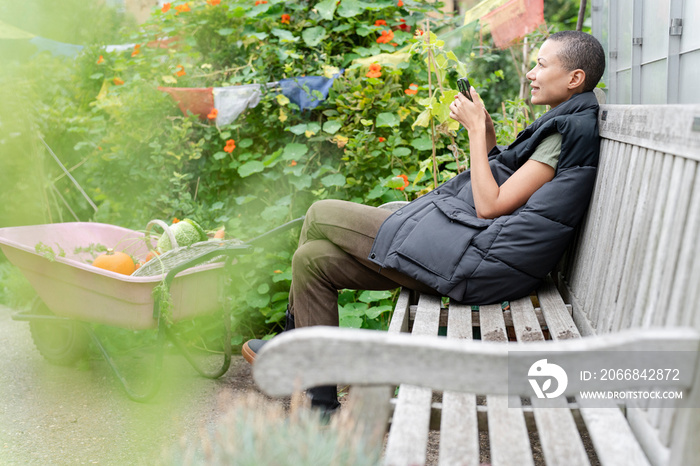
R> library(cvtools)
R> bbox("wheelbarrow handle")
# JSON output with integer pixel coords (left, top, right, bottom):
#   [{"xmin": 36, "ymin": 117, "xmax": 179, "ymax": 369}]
[{"xmin": 244, "ymin": 216, "xmax": 305, "ymax": 247}]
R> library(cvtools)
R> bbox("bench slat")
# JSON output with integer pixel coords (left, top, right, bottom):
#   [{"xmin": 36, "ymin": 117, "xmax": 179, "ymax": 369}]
[
  {"xmin": 481, "ymin": 304, "xmax": 534, "ymax": 466},
  {"xmin": 439, "ymin": 303, "xmax": 479, "ymax": 466},
  {"xmin": 666, "ymin": 161, "xmax": 700, "ymax": 327},
  {"xmin": 525, "ymin": 283, "xmax": 591, "ymax": 465},
  {"xmin": 588, "ymin": 139, "xmax": 629, "ymax": 328},
  {"xmin": 615, "ymin": 149, "xmax": 663, "ymax": 331},
  {"xmin": 579, "ymin": 407, "xmax": 652, "ymax": 466},
  {"xmin": 510, "ymin": 296, "xmax": 544, "ymax": 342},
  {"xmin": 384, "ymin": 294, "xmax": 441, "ymax": 466},
  {"xmin": 388, "ymin": 288, "xmax": 412, "ymax": 334},
  {"xmin": 541, "ymin": 284, "xmax": 656, "ymax": 466},
  {"xmin": 596, "ymin": 143, "xmax": 644, "ymax": 333}
]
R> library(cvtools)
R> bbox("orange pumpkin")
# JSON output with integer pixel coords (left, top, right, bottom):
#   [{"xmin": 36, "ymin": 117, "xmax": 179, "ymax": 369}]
[
  {"xmin": 144, "ymin": 250, "xmax": 161, "ymax": 263},
  {"xmin": 92, "ymin": 249, "xmax": 136, "ymax": 275}
]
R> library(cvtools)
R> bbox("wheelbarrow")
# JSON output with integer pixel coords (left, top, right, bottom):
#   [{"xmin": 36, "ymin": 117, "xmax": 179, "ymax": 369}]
[{"xmin": 0, "ymin": 218, "xmax": 303, "ymax": 401}]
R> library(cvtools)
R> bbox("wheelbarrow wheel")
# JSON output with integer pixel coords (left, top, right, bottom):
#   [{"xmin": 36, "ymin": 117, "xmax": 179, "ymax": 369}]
[{"xmin": 28, "ymin": 301, "xmax": 90, "ymax": 366}]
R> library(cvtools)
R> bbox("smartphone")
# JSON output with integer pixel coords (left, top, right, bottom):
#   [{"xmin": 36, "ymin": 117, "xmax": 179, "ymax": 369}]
[{"xmin": 457, "ymin": 77, "xmax": 473, "ymax": 102}]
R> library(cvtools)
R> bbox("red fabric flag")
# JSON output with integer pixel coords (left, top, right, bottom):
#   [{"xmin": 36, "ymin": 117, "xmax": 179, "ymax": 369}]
[
  {"xmin": 158, "ymin": 87, "xmax": 214, "ymax": 119},
  {"xmin": 482, "ymin": 0, "xmax": 544, "ymax": 49}
]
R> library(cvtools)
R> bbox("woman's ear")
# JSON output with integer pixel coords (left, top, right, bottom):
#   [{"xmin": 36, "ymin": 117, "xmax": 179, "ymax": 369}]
[{"xmin": 568, "ymin": 69, "xmax": 587, "ymax": 91}]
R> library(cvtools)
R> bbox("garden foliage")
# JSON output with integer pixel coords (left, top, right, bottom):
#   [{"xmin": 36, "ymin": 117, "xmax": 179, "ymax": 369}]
[{"xmin": 1, "ymin": 0, "xmax": 576, "ymax": 340}]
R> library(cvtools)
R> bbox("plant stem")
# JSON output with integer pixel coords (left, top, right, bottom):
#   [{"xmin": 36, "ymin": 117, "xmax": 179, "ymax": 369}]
[{"xmin": 425, "ymin": 19, "xmax": 438, "ymax": 190}]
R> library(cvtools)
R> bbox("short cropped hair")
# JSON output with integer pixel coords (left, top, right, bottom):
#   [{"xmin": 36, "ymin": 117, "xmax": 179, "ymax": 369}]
[{"xmin": 549, "ymin": 31, "xmax": 606, "ymax": 92}]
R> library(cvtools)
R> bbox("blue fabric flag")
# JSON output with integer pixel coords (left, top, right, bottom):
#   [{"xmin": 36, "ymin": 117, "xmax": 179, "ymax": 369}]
[
  {"xmin": 29, "ymin": 36, "xmax": 83, "ymax": 57},
  {"xmin": 279, "ymin": 72, "xmax": 342, "ymax": 112}
]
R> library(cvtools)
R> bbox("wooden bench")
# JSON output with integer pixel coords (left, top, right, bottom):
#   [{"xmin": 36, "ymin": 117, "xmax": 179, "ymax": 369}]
[{"xmin": 253, "ymin": 103, "xmax": 700, "ymax": 466}]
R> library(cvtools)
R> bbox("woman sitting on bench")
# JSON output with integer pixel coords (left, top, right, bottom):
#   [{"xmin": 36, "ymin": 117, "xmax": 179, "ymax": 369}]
[{"xmin": 243, "ymin": 30, "xmax": 606, "ymax": 415}]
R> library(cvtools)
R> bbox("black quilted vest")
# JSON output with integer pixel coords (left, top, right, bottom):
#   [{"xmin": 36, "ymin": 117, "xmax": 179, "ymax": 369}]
[{"xmin": 368, "ymin": 91, "xmax": 600, "ymax": 304}]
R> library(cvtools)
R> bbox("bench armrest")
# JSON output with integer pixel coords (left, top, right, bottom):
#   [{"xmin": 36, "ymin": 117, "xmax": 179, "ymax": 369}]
[{"xmin": 254, "ymin": 326, "xmax": 699, "ymax": 398}]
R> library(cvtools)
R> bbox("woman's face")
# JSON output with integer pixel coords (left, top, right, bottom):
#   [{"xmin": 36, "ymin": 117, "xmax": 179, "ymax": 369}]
[{"xmin": 526, "ymin": 40, "xmax": 576, "ymax": 108}]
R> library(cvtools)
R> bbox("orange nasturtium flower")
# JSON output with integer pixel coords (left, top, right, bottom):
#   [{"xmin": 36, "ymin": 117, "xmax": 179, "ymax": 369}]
[
  {"xmin": 398, "ymin": 0, "xmax": 404, "ymax": 6},
  {"xmin": 290, "ymin": 160, "xmax": 297, "ymax": 166},
  {"xmin": 175, "ymin": 65, "xmax": 186, "ymax": 77},
  {"xmin": 113, "ymin": 77, "xmax": 125, "ymax": 85},
  {"xmin": 366, "ymin": 63, "xmax": 382, "ymax": 78},
  {"xmin": 207, "ymin": 0, "xmax": 221, "ymax": 5},
  {"xmin": 224, "ymin": 139, "xmax": 236, "ymax": 153},
  {"xmin": 161, "ymin": 2, "xmax": 171, "ymax": 13},
  {"xmin": 254, "ymin": 0, "xmax": 268, "ymax": 5},
  {"xmin": 398, "ymin": 18, "xmax": 411, "ymax": 32},
  {"xmin": 281, "ymin": 14, "xmax": 291, "ymax": 24},
  {"xmin": 207, "ymin": 108, "xmax": 218, "ymax": 120},
  {"xmin": 404, "ymin": 83, "xmax": 418, "ymax": 95},
  {"xmin": 97, "ymin": 55, "xmax": 104, "ymax": 64},
  {"xmin": 131, "ymin": 44, "xmax": 141, "ymax": 57},
  {"xmin": 172, "ymin": 218, "xmax": 180, "ymax": 224},
  {"xmin": 374, "ymin": 19, "xmax": 387, "ymax": 26},
  {"xmin": 376, "ymin": 29, "xmax": 394, "ymax": 44},
  {"xmin": 396, "ymin": 174, "xmax": 409, "ymax": 191},
  {"xmin": 175, "ymin": 3, "xmax": 190, "ymax": 13},
  {"xmin": 378, "ymin": 137, "xmax": 386, "ymax": 142}
]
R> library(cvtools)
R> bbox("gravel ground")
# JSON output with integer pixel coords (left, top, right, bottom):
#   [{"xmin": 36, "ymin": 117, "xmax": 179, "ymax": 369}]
[{"xmin": 0, "ymin": 305, "xmax": 265, "ymax": 466}]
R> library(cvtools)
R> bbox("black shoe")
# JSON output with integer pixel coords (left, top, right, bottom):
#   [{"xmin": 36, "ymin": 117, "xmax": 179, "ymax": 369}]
[
  {"xmin": 242, "ymin": 306, "xmax": 295, "ymax": 364},
  {"xmin": 241, "ymin": 339, "xmax": 267, "ymax": 364},
  {"xmin": 308, "ymin": 385, "xmax": 341, "ymax": 422}
]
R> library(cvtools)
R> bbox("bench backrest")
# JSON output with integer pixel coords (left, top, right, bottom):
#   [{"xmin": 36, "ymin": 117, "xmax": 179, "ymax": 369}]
[
  {"xmin": 563, "ymin": 104, "xmax": 700, "ymax": 336},
  {"xmin": 560, "ymin": 104, "xmax": 700, "ymax": 463}
]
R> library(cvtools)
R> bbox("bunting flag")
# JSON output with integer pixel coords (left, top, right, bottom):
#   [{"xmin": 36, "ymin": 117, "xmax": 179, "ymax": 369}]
[
  {"xmin": 158, "ymin": 72, "xmax": 343, "ymax": 124},
  {"xmin": 481, "ymin": 0, "xmax": 544, "ymax": 49},
  {"xmin": 279, "ymin": 74, "xmax": 339, "ymax": 112},
  {"xmin": 157, "ymin": 86, "xmax": 215, "ymax": 119},
  {"xmin": 213, "ymin": 85, "xmax": 262, "ymax": 126},
  {"xmin": 463, "ymin": 0, "xmax": 511, "ymax": 26},
  {"xmin": 28, "ymin": 36, "xmax": 84, "ymax": 57}
]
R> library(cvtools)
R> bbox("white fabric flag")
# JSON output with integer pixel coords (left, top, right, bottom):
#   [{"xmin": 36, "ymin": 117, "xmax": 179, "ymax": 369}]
[{"xmin": 213, "ymin": 85, "xmax": 262, "ymax": 126}]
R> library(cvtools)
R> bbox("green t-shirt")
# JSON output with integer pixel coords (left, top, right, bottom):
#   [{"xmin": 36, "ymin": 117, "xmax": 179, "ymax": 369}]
[{"xmin": 529, "ymin": 132, "xmax": 562, "ymax": 170}]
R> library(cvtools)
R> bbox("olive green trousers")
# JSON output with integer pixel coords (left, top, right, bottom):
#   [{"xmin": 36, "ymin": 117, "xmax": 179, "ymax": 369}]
[{"xmin": 289, "ymin": 199, "xmax": 438, "ymax": 328}]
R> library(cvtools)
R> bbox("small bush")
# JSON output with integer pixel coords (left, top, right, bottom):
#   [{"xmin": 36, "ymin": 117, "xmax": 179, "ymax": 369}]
[{"xmin": 160, "ymin": 391, "xmax": 381, "ymax": 466}]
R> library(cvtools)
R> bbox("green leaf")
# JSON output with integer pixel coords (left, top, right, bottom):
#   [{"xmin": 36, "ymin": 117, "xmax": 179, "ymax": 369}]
[
  {"xmin": 238, "ymin": 138, "xmax": 254, "ymax": 148},
  {"xmin": 261, "ymin": 205, "xmax": 288, "ymax": 222},
  {"xmin": 366, "ymin": 184, "xmax": 387, "ymax": 200},
  {"xmin": 238, "ymin": 160, "xmax": 265, "ymax": 177},
  {"xmin": 89, "ymin": 73, "xmax": 103, "ymax": 80},
  {"xmin": 288, "ymin": 174, "xmax": 312, "ymax": 190},
  {"xmin": 365, "ymin": 304, "xmax": 393, "ymax": 319},
  {"xmin": 360, "ymin": 119, "xmax": 374, "ymax": 126},
  {"xmin": 217, "ymin": 28, "xmax": 234, "ymax": 36},
  {"xmin": 323, "ymin": 120, "xmax": 342, "ymax": 134},
  {"xmin": 411, "ymin": 137, "xmax": 433, "ymax": 151},
  {"xmin": 386, "ymin": 176, "xmax": 407, "ymax": 189},
  {"xmin": 211, "ymin": 201, "xmax": 224, "ymax": 210},
  {"xmin": 338, "ymin": 0, "xmax": 365, "ymax": 17},
  {"xmin": 393, "ymin": 147, "xmax": 411, "ymax": 157},
  {"xmin": 339, "ymin": 315, "xmax": 363, "ymax": 328},
  {"xmin": 376, "ymin": 112, "xmax": 399, "ymax": 128},
  {"xmin": 282, "ymin": 143, "xmax": 308, "ymax": 160},
  {"xmin": 412, "ymin": 108, "xmax": 431, "ymax": 129},
  {"xmin": 246, "ymin": 289, "xmax": 270, "ymax": 308},
  {"xmin": 321, "ymin": 173, "xmax": 346, "ymax": 187},
  {"xmin": 257, "ymin": 283, "xmax": 270, "ymax": 294},
  {"xmin": 246, "ymin": 32, "xmax": 269, "ymax": 41},
  {"xmin": 213, "ymin": 151, "xmax": 228, "ymax": 160},
  {"xmin": 302, "ymin": 26, "xmax": 327, "ymax": 47},
  {"xmin": 358, "ymin": 290, "xmax": 393, "ymax": 303},
  {"xmin": 288, "ymin": 123, "xmax": 308, "ymax": 135},
  {"xmin": 271, "ymin": 28, "xmax": 298, "ymax": 43},
  {"xmin": 315, "ymin": 0, "xmax": 337, "ymax": 20}
]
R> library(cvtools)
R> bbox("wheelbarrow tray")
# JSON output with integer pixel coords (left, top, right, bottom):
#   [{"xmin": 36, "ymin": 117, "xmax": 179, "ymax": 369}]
[{"xmin": 0, "ymin": 222, "xmax": 224, "ymax": 330}]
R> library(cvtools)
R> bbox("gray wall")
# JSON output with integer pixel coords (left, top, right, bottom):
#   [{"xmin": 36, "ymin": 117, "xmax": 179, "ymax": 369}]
[{"xmin": 592, "ymin": 0, "xmax": 700, "ymax": 104}]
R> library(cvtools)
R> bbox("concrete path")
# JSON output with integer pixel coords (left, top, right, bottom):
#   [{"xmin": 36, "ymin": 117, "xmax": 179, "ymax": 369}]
[{"xmin": 0, "ymin": 305, "xmax": 258, "ymax": 465}]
